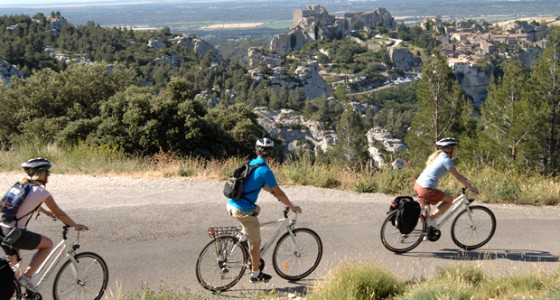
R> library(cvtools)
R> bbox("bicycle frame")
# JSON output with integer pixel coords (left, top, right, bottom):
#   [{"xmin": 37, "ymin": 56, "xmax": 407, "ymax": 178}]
[
  {"xmin": 425, "ymin": 188, "xmax": 473, "ymax": 230},
  {"xmin": 12, "ymin": 225, "xmax": 80, "ymax": 292},
  {"xmin": 257, "ymin": 212, "xmax": 296, "ymax": 256}
]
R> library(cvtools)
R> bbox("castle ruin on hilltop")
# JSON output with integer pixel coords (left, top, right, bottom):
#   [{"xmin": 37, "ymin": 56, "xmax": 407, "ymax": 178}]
[{"xmin": 270, "ymin": 5, "xmax": 395, "ymax": 55}]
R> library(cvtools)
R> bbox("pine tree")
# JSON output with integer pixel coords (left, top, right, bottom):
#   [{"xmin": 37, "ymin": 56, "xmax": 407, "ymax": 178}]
[
  {"xmin": 405, "ymin": 50, "xmax": 465, "ymax": 161},
  {"xmin": 480, "ymin": 59, "xmax": 537, "ymax": 169},
  {"xmin": 530, "ymin": 27, "xmax": 560, "ymax": 175}
]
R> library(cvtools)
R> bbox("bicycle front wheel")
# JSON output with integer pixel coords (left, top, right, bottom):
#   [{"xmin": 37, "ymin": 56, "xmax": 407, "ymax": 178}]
[
  {"xmin": 52, "ymin": 251, "xmax": 109, "ymax": 300},
  {"xmin": 380, "ymin": 210, "xmax": 426, "ymax": 253},
  {"xmin": 451, "ymin": 205, "xmax": 496, "ymax": 250},
  {"xmin": 196, "ymin": 236, "xmax": 249, "ymax": 292},
  {"xmin": 272, "ymin": 228, "xmax": 322, "ymax": 281}
]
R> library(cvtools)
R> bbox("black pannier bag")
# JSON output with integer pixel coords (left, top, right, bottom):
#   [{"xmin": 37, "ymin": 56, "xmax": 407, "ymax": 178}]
[{"xmin": 388, "ymin": 196, "xmax": 421, "ymax": 234}]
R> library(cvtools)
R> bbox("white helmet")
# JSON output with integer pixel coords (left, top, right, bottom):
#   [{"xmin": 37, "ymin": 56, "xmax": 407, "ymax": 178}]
[
  {"xmin": 436, "ymin": 137, "xmax": 459, "ymax": 149},
  {"xmin": 256, "ymin": 138, "xmax": 274, "ymax": 156}
]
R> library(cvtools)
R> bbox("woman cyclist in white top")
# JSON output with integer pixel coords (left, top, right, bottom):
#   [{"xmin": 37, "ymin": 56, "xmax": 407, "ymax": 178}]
[{"xmin": 0, "ymin": 158, "xmax": 88, "ymax": 292}]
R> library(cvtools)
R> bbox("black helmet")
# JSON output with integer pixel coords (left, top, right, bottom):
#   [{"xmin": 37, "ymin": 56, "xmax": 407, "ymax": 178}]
[
  {"xmin": 436, "ymin": 137, "xmax": 459, "ymax": 149},
  {"xmin": 21, "ymin": 157, "xmax": 52, "ymax": 170},
  {"xmin": 256, "ymin": 138, "xmax": 274, "ymax": 156}
]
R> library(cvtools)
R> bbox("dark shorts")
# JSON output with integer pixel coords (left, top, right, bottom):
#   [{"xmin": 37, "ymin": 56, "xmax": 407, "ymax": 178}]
[
  {"xmin": 414, "ymin": 182, "xmax": 446, "ymax": 206},
  {"xmin": 1, "ymin": 227, "xmax": 42, "ymax": 256}
]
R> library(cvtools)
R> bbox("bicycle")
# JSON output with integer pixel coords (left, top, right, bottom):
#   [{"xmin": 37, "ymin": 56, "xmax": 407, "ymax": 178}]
[
  {"xmin": 5, "ymin": 222, "xmax": 109, "ymax": 300},
  {"xmin": 195, "ymin": 207, "xmax": 323, "ymax": 293},
  {"xmin": 380, "ymin": 187, "xmax": 497, "ymax": 254}
]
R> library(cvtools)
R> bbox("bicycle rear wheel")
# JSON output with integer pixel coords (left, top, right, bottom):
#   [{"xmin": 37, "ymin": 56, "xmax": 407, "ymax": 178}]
[
  {"xmin": 8, "ymin": 278, "xmax": 22, "ymax": 300},
  {"xmin": 380, "ymin": 210, "xmax": 426, "ymax": 253},
  {"xmin": 451, "ymin": 205, "xmax": 496, "ymax": 250},
  {"xmin": 52, "ymin": 251, "xmax": 109, "ymax": 300},
  {"xmin": 272, "ymin": 228, "xmax": 322, "ymax": 281},
  {"xmin": 196, "ymin": 236, "xmax": 249, "ymax": 292}
]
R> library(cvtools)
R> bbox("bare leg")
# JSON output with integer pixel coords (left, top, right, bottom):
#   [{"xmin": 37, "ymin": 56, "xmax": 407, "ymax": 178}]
[
  {"xmin": 23, "ymin": 236, "xmax": 53, "ymax": 277},
  {"xmin": 430, "ymin": 194, "xmax": 453, "ymax": 219}
]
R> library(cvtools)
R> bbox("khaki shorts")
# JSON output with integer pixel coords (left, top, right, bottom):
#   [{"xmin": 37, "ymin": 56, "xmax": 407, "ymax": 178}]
[
  {"xmin": 414, "ymin": 182, "xmax": 446, "ymax": 206},
  {"xmin": 227, "ymin": 205, "xmax": 261, "ymax": 243}
]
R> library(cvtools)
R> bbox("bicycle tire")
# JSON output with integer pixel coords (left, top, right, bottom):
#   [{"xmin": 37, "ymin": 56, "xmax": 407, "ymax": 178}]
[
  {"xmin": 8, "ymin": 277, "xmax": 22, "ymax": 300},
  {"xmin": 272, "ymin": 228, "xmax": 322, "ymax": 281},
  {"xmin": 451, "ymin": 205, "xmax": 496, "ymax": 250},
  {"xmin": 380, "ymin": 210, "xmax": 426, "ymax": 253},
  {"xmin": 195, "ymin": 236, "xmax": 249, "ymax": 292},
  {"xmin": 52, "ymin": 251, "xmax": 109, "ymax": 300}
]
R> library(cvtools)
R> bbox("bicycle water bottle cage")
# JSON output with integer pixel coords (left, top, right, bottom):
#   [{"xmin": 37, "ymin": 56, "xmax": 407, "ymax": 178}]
[{"xmin": 468, "ymin": 198, "xmax": 475, "ymax": 203}]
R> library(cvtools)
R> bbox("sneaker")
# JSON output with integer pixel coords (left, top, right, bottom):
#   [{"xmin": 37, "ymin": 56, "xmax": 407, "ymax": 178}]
[
  {"xmin": 18, "ymin": 275, "xmax": 38, "ymax": 293},
  {"xmin": 250, "ymin": 272, "xmax": 272, "ymax": 283}
]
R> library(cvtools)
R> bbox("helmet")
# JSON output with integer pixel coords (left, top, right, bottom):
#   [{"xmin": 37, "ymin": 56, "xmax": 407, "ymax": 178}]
[
  {"xmin": 21, "ymin": 157, "xmax": 52, "ymax": 170},
  {"xmin": 256, "ymin": 138, "xmax": 274, "ymax": 148},
  {"xmin": 436, "ymin": 137, "xmax": 459, "ymax": 149},
  {"xmin": 256, "ymin": 138, "xmax": 274, "ymax": 156}
]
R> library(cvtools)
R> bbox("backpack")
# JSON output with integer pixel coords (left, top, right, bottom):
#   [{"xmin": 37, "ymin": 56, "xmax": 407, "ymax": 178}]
[
  {"xmin": 223, "ymin": 162, "xmax": 265, "ymax": 201},
  {"xmin": 388, "ymin": 196, "xmax": 421, "ymax": 234},
  {"xmin": 0, "ymin": 182, "xmax": 35, "ymax": 224}
]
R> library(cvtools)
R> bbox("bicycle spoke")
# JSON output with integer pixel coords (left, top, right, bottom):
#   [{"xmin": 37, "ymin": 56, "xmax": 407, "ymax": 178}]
[
  {"xmin": 196, "ymin": 236, "xmax": 248, "ymax": 292},
  {"xmin": 451, "ymin": 206, "xmax": 496, "ymax": 250},
  {"xmin": 272, "ymin": 228, "xmax": 322, "ymax": 281},
  {"xmin": 380, "ymin": 210, "xmax": 425, "ymax": 253},
  {"xmin": 53, "ymin": 252, "xmax": 108, "ymax": 300}
]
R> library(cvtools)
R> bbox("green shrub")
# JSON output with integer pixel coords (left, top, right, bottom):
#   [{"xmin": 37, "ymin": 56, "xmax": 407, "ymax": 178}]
[{"xmin": 308, "ymin": 262, "xmax": 405, "ymax": 300}]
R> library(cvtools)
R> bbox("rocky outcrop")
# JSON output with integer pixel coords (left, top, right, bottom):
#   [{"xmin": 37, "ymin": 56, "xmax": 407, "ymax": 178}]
[
  {"xmin": 389, "ymin": 47, "xmax": 420, "ymax": 71},
  {"xmin": 248, "ymin": 62, "xmax": 331, "ymax": 100},
  {"xmin": 270, "ymin": 5, "xmax": 395, "ymax": 55},
  {"xmin": 366, "ymin": 127, "xmax": 408, "ymax": 169},
  {"xmin": 253, "ymin": 107, "xmax": 337, "ymax": 155},
  {"xmin": 254, "ymin": 107, "xmax": 407, "ymax": 169},
  {"xmin": 44, "ymin": 47, "xmax": 91, "ymax": 65},
  {"xmin": 247, "ymin": 47, "xmax": 282, "ymax": 68},
  {"xmin": 0, "ymin": 59, "xmax": 23, "ymax": 85},
  {"xmin": 452, "ymin": 62, "xmax": 491, "ymax": 107},
  {"xmin": 172, "ymin": 34, "xmax": 222, "ymax": 62},
  {"xmin": 344, "ymin": 7, "xmax": 395, "ymax": 30}
]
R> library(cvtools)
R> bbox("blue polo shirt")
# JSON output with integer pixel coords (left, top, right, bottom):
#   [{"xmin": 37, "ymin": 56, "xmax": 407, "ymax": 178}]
[
  {"xmin": 416, "ymin": 152, "xmax": 455, "ymax": 189},
  {"xmin": 227, "ymin": 157, "xmax": 278, "ymax": 211}
]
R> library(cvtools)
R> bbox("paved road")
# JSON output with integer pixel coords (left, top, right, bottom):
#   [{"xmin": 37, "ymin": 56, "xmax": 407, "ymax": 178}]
[{"xmin": 3, "ymin": 173, "xmax": 559, "ymax": 299}]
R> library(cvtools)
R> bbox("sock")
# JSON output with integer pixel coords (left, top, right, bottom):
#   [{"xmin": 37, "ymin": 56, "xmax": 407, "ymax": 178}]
[{"xmin": 252, "ymin": 270, "xmax": 261, "ymax": 277}]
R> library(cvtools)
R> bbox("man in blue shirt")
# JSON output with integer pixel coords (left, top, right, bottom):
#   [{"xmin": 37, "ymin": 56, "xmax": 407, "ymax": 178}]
[{"xmin": 226, "ymin": 138, "xmax": 302, "ymax": 283}]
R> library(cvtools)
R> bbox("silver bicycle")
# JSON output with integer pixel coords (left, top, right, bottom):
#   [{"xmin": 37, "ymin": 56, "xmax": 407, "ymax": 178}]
[
  {"xmin": 7, "ymin": 223, "xmax": 109, "ymax": 300},
  {"xmin": 380, "ymin": 187, "xmax": 497, "ymax": 253},
  {"xmin": 195, "ymin": 207, "xmax": 323, "ymax": 293}
]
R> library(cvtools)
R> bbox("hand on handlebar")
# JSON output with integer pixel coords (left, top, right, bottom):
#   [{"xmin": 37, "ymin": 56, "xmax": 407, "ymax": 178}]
[
  {"xmin": 291, "ymin": 206, "xmax": 302, "ymax": 214},
  {"xmin": 469, "ymin": 185, "xmax": 479, "ymax": 195},
  {"xmin": 75, "ymin": 223, "xmax": 89, "ymax": 231}
]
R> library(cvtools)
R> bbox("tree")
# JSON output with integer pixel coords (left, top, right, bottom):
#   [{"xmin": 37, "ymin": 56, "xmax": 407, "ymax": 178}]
[
  {"xmin": 529, "ymin": 27, "xmax": 560, "ymax": 175},
  {"xmin": 406, "ymin": 50, "xmax": 466, "ymax": 161},
  {"xmin": 480, "ymin": 59, "xmax": 537, "ymax": 169},
  {"xmin": 330, "ymin": 105, "xmax": 369, "ymax": 171}
]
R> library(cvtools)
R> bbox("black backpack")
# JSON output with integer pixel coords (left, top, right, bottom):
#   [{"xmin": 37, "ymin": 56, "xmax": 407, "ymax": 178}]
[
  {"xmin": 388, "ymin": 196, "xmax": 421, "ymax": 234},
  {"xmin": 223, "ymin": 162, "xmax": 265, "ymax": 200}
]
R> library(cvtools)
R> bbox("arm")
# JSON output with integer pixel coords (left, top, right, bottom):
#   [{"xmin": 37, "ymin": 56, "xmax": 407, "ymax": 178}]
[
  {"xmin": 43, "ymin": 195, "xmax": 89, "ymax": 231},
  {"xmin": 267, "ymin": 185, "xmax": 302, "ymax": 213},
  {"xmin": 449, "ymin": 168, "xmax": 478, "ymax": 193}
]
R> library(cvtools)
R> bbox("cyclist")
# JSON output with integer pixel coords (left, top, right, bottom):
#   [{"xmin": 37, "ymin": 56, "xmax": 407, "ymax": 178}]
[
  {"xmin": 226, "ymin": 138, "xmax": 302, "ymax": 283},
  {"xmin": 414, "ymin": 138, "xmax": 478, "ymax": 226},
  {"xmin": 0, "ymin": 158, "xmax": 88, "ymax": 293}
]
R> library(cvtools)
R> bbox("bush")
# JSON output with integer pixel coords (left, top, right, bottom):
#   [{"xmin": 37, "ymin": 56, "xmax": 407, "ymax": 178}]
[{"xmin": 308, "ymin": 262, "xmax": 405, "ymax": 300}]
